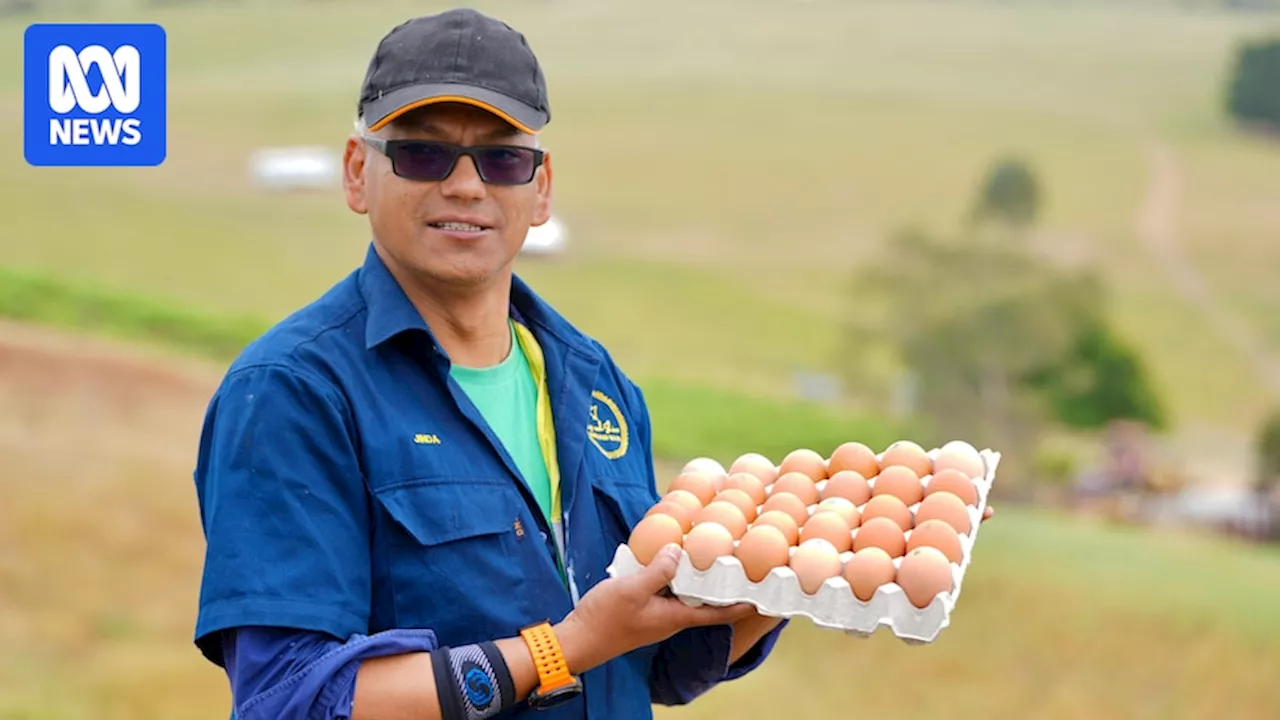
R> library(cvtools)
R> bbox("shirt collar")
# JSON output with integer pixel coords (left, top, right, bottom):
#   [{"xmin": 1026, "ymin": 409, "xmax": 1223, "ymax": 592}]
[
  {"xmin": 357, "ymin": 242, "xmax": 600, "ymax": 362},
  {"xmin": 359, "ymin": 242, "xmax": 435, "ymax": 351}
]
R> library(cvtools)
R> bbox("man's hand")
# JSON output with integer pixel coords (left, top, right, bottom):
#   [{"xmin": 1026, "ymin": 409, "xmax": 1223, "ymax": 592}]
[
  {"xmin": 555, "ymin": 544, "xmax": 755, "ymax": 675},
  {"xmin": 982, "ymin": 505, "xmax": 995, "ymax": 523}
]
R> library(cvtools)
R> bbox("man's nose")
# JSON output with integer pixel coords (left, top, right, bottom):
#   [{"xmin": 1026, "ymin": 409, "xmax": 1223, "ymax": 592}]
[{"xmin": 439, "ymin": 153, "xmax": 486, "ymax": 200}]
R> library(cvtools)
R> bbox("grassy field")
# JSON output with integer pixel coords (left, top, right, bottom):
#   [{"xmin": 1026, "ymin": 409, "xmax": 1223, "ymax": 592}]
[
  {"xmin": 3, "ymin": 0, "xmax": 1280, "ymax": 433},
  {"xmin": 4, "ymin": 0, "xmax": 1280, "ymax": 717},
  {"xmin": 1, "ymin": 322, "xmax": 1278, "ymax": 719}
]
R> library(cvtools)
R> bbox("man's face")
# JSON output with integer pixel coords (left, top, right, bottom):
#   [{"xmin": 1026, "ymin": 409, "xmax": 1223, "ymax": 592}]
[{"xmin": 343, "ymin": 103, "xmax": 553, "ymax": 290}]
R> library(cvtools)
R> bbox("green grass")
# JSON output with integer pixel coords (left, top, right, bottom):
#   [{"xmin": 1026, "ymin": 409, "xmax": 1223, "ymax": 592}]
[
  {"xmin": 4, "ymin": 0, "xmax": 1280, "ymax": 433},
  {"xmin": 0, "ymin": 265, "xmax": 267, "ymax": 360},
  {"xmin": 644, "ymin": 377, "xmax": 910, "ymax": 466}
]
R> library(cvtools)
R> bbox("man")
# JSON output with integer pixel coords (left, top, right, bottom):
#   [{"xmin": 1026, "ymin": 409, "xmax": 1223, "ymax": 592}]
[{"xmin": 191, "ymin": 8, "xmax": 786, "ymax": 719}]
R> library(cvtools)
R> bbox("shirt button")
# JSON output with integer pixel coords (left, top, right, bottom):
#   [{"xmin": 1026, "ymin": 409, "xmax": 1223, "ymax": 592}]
[{"xmin": 540, "ymin": 531, "xmax": 548, "ymax": 541}]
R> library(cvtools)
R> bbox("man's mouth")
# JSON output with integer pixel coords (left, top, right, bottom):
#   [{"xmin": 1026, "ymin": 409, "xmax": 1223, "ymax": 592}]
[{"xmin": 430, "ymin": 221, "xmax": 488, "ymax": 232}]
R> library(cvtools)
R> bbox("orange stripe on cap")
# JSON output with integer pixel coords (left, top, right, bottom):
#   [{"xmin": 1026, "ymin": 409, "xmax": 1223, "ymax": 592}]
[{"xmin": 367, "ymin": 95, "xmax": 538, "ymax": 135}]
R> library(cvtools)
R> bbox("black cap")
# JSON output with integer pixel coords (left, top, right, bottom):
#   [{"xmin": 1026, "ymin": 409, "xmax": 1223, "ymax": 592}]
[{"xmin": 358, "ymin": 8, "xmax": 550, "ymax": 135}]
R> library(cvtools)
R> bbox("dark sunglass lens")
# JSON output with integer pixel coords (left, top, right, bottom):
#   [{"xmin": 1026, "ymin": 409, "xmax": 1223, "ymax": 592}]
[
  {"xmin": 393, "ymin": 142, "xmax": 457, "ymax": 180},
  {"xmin": 475, "ymin": 147, "xmax": 537, "ymax": 184}
]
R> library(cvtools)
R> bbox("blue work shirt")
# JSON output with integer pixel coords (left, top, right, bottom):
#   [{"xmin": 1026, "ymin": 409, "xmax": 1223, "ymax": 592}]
[{"xmin": 192, "ymin": 244, "xmax": 785, "ymax": 719}]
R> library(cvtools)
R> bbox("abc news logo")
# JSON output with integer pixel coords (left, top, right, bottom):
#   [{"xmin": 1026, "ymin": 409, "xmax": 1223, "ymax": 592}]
[
  {"xmin": 24, "ymin": 23, "xmax": 167, "ymax": 167},
  {"xmin": 48, "ymin": 44, "xmax": 144, "ymax": 147}
]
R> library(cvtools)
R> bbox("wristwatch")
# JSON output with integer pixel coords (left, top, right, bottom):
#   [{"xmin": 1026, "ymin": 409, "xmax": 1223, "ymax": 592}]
[{"xmin": 519, "ymin": 621, "xmax": 583, "ymax": 710}]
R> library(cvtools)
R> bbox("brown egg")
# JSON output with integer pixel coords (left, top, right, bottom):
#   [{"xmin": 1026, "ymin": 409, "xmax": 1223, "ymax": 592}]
[
  {"xmin": 770, "ymin": 472, "xmax": 821, "ymax": 507},
  {"xmin": 799, "ymin": 511, "xmax": 853, "ymax": 553},
  {"xmin": 682, "ymin": 521, "xmax": 736, "ymax": 571},
  {"xmin": 693, "ymin": 501, "xmax": 749, "ymax": 540},
  {"xmin": 897, "ymin": 546, "xmax": 955, "ymax": 609},
  {"xmin": 729, "ymin": 453, "xmax": 779, "ymax": 486},
  {"xmin": 662, "ymin": 489, "xmax": 705, "ymax": 513},
  {"xmin": 751, "ymin": 510, "xmax": 800, "ymax": 546},
  {"xmin": 627, "ymin": 513, "xmax": 685, "ymax": 565},
  {"xmin": 907, "ymin": 519, "xmax": 965, "ymax": 564},
  {"xmin": 670, "ymin": 471, "xmax": 721, "ymax": 504},
  {"xmin": 713, "ymin": 488, "xmax": 758, "ymax": 523},
  {"xmin": 682, "ymin": 457, "xmax": 726, "ymax": 478},
  {"xmin": 843, "ymin": 547, "xmax": 897, "ymax": 602},
  {"xmin": 872, "ymin": 465, "xmax": 925, "ymax": 507},
  {"xmin": 934, "ymin": 441, "xmax": 985, "ymax": 479},
  {"xmin": 722, "ymin": 473, "xmax": 768, "ymax": 507},
  {"xmin": 828, "ymin": 441, "xmax": 880, "ymax": 478},
  {"xmin": 861, "ymin": 494, "xmax": 913, "ymax": 532},
  {"xmin": 735, "ymin": 525, "xmax": 791, "ymax": 583},
  {"xmin": 778, "ymin": 448, "xmax": 828, "ymax": 481},
  {"xmin": 669, "ymin": 472, "xmax": 719, "ymax": 506},
  {"xmin": 645, "ymin": 500, "xmax": 696, "ymax": 532},
  {"xmin": 880, "ymin": 440, "xmax": 933, "ymax": 478},
  {"xmin": 815, "ymin": 497, "xmax": 861, "ymax": 529},
  {"xmin": 852, "ymin": 516, "xmax": 907, "ymax": 558},
  {"xmin": 924, "ymin": 469, "xmax": 980, "ymax": 506},
  {"xmin": 760, "ymin": 490, "xmax": 811, "ymax": 528},
  {"xmin": 914, "ymin": 492, "xmax": 972, "ymax": 535},
  {"xmin": 822, "ymin": 470, "xmax": 872, "ymax": 506},
  {"xmin": 790, "ymin": 539, "xmax": 844, "ymax": 595}
]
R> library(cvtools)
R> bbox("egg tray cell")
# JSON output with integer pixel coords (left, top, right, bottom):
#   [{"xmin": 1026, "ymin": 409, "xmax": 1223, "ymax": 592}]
[{"xmin": 606, "ymin": 448, "xmax": 1000, "ymax": 644}]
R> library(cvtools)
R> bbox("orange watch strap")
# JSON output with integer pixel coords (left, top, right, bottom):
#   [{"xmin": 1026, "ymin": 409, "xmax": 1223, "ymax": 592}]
[{"xmin": 520, "ymin": 622, "xmax": 575, "ymax": 693}]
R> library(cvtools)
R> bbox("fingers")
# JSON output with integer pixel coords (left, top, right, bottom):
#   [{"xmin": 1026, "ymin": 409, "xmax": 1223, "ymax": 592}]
[
  {"xmin": 631, "ymin": 543, "xmax": 682, "ymax": 595},
  {"xmin": 674, "ymin": 600, "xmax": 759, "ymax": 628},
  {"xmin": 982, "ymin": 505, "xmax": 995, "ymax": 523}
]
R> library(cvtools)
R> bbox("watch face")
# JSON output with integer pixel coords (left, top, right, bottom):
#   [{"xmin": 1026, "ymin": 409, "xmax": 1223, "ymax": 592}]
[{"xmin": 531, "ymin": 682, "xmax": 583, "ymax": 710}]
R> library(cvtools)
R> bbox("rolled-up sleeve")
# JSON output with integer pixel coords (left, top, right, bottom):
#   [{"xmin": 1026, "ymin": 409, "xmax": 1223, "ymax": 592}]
[
  {"xmin": 223, "ymin": 626, "xmax": 439, "ymax": 720},
  {"xmin": 192, "ymin": 362, "xmax": 371, "ymax": 666}
]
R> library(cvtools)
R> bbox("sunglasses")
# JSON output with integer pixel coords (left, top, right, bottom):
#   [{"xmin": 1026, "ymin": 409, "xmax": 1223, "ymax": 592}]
[{"xmin": 362, "ymin": 136, "xmax": 544, "ymax": 186}]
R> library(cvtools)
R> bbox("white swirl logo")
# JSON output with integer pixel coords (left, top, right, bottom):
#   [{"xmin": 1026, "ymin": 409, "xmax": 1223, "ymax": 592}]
[{"xmin": 47, "ymin": 44, "xmax": 140, "ymax": 115}]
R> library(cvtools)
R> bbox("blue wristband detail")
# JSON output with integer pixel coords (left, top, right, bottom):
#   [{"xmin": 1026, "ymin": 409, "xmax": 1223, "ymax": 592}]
[{"xmin": 448, "ymin": 642, "xmax": 512, "ymax": 719}]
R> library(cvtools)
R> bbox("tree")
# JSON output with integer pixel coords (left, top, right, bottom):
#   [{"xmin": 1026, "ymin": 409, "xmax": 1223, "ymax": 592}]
[
  {"xmin": 838, "ymin": 228, "xmax": 1165, "ymax": 490},
  {"xmin": 1023, "ymin": 317, "xmax": 1168, "ymax": 432},
  {"xmin": 969, "ymin": 157, "xmax": 1042, "ymax": 232},
  {"xmin": 1226, "ymin": 36, "xmax": 1280, "ymax": 130},
  {"xmin": 1256, "ymin": 408, "xmax": 1280, "ymax": 495}
]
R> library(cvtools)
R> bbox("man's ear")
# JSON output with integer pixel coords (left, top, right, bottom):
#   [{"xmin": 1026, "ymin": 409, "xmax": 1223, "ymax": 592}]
[
  {"xmin": 531, "ymin": 150, "xmax": 553, "ymax": 226},
  {"xmin": 343, "ymin": 135, "xmax": 369, "ymax": 215}
]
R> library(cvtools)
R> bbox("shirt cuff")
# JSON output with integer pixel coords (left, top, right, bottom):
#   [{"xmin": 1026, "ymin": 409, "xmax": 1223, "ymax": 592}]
[
  {"xmin": 648, "ymin": 618, "xmax": 787, "ymax": 706},
  {"xmin": 725, "ymin": 618, "xmax": 788, "ymax": 681}
]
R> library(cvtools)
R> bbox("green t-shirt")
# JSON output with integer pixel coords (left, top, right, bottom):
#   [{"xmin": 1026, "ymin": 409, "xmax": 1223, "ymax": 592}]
[
  {"xmin": 449, "ymin": 321, "xmax": 555, "ymax": 526},
  {"xmin": 449, "ymin": 321, "xmax": 573, "ymax": 597}
]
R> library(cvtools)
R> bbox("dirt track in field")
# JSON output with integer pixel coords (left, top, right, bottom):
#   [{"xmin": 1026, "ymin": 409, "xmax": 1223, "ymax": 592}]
[
  {"xmin": 1136, "ymin": 140, "xmax": 1280, "ymax": 399},
  {"xmin": 0, "ymin": 321, "xmax": 232, "ymax": 718}
]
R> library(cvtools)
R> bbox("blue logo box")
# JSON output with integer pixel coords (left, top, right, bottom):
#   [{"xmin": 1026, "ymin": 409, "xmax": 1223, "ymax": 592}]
[{"xmin": 24, "ymin": 23, "xmax": 167, "ymax": 167}]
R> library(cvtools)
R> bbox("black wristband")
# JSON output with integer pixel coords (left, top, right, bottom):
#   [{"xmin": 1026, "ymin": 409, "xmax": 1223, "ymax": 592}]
[
  {"xmin": 431, "ymin": 641, "xmax": 517, "ymax": 719},
  {"xmin": 476, "ymin": 641, "xmax": 515, "ymax": 709},
  {"xmin": 431, "ymin": 646, "xmax": 467, "ymax": 720}
]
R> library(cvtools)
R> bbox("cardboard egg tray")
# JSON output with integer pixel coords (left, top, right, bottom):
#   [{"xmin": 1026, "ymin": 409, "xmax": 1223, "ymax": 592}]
[{"xmin": 606, "ymin": 448, "xmax": 1000, "ymax": 644}]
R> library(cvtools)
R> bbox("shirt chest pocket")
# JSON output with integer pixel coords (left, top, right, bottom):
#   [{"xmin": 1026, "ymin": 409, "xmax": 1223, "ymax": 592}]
[
  {"xmin": 371, "ymin": 479, "xmax": 535, "ymax": 644},
  {"xmin": 590, "ymin": 476, "xmax": 660, "ymax": 549}
]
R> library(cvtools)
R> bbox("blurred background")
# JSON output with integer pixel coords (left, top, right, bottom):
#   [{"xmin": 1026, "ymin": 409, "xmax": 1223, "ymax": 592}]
[{"xmin": 3, "ymin": 0, "xmax": 1280, "ymax": 717}]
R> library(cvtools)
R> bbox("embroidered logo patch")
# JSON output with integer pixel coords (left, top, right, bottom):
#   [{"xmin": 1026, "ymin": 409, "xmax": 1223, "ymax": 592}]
[{"xmin": 587, "ymin": 390, "xmax": 628, "ymax": 460}]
